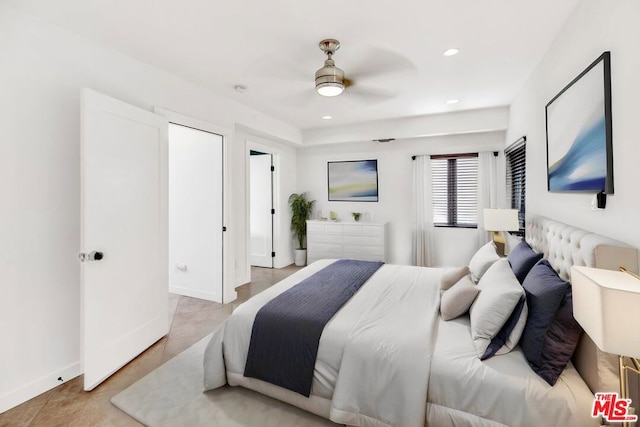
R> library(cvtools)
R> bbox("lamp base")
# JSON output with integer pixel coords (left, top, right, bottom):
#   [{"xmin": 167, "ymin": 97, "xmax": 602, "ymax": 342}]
[
  {"xmin": 619, "ymin": 355, "xmax": 640, "ymax": 427},
  {"xmin": 492, "ymin": 231, "xmax": 506, "ymax": 257}
]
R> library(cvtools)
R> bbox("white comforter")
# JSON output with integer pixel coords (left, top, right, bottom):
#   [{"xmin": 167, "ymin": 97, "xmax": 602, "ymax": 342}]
[
  {"xmin": 204, "ymin": 259, "xmax": 442, "ymax": 427},
  {"xmin": 426, "ymin": 315, "xmax": 598, "ymax": 427}
]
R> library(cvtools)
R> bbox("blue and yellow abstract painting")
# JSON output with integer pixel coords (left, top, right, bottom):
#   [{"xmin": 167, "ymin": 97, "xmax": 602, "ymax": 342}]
[{"xmin": 328, "ymin": 160, "xmax": 378, "ymax": 202}]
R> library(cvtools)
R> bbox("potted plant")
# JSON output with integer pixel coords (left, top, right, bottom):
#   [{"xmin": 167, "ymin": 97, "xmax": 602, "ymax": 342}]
[{"xmin": 289, "ymin": 192, "xmax": 315, "ymax": 266}]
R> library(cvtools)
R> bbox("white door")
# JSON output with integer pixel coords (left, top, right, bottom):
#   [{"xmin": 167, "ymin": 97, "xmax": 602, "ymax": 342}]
[
  {"xmin": 250, "ymin": 153, "xmax": 273, "ymax": 267},
  {"xmin": 80, "ymin": 88, "xmax": 168, "ymax": 391},
  {"xmin": 168, "ymin": 123, "xmax": 223, "ymax": 302}
]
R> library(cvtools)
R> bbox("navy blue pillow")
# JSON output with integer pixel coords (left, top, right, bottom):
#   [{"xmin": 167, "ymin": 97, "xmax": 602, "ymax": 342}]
[
  {"xmin": 507, "ymin": 240, "xmax": 543, "ymax": 284},
  {"xmin": 481, "ymin": 296, "xmax": 526, "ymax": 360},
  {"xmin": 519, "ymin": 259, "xmax": 570, "ymax": 368},
  {"xmin": 535, "ymin": 289, "xmax": 583, "ymax": 385}
]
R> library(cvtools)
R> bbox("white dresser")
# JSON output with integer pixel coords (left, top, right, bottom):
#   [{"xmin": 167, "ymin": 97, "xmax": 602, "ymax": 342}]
[{"xmin": 306, "ymin": 220, "xmax": 388, "ymax": 264}]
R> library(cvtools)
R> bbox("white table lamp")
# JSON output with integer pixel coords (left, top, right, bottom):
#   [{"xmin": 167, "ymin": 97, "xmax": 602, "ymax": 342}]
[{"xmin": 571, "ymin": 265, "xmax": 640, "ymax": 417}]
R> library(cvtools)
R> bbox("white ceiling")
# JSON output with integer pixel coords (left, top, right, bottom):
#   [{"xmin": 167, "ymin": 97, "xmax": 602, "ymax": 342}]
[{"xmin": 10, "ymin": 0, "xmax": 580, "ymax": 131}]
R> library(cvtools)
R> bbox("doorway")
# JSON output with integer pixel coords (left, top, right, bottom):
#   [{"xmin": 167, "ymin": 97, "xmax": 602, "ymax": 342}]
[
  {"xmin": 249, "ymin": 150, "xmax": 274, "ymax": 268},
  {"xmin": 168, "ymin": 122, "xmax": 224, "ymax": 302}
]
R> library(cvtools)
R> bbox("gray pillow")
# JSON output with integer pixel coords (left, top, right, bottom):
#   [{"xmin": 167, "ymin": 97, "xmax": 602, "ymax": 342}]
[
  {"xmin": 440, "ymin": 266, "xmax": 470, "ymax": 291},
  {"xmin": 440, "ymin": 275, "xmax": 479, "ymax": 321},
  {"xmin": 468, "ymin": 241, "xmax": 500, "ymax": 283},
  {"xmin": 469, "ymin": 259, "xmax": 526, "ymax": 358}
]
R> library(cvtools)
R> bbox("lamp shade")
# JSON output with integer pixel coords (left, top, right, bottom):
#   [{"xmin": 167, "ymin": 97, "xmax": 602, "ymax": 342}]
[
  {"xmin": 483, "ymin": 209, "xmax": 519, "ymax": 232},
  {"xmin": 571, "ymin": 266, "xmax": 640, "ymax": 359}
]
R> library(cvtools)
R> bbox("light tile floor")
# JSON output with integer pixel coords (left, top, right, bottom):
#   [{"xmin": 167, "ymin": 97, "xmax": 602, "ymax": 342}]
[{"xmin": 0, "ymin": 265, "xmax": 301, "ymax": 427}]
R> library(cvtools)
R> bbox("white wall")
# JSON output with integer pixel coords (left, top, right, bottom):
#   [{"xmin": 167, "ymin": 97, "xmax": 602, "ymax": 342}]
[
  {"xmin": 168, "ymin": 124, "xmax": 223, "ymax": 302},
  {"xmin": 296, "ymin": 132, "xmax": 506, "ymax": 266},
  {"xmin": 0, "ymin": 4, "xmax": 300, "ymax": 412},
  {"xmin": 507, "ymin": 0, "xmax": 640, "ymax": 251}
]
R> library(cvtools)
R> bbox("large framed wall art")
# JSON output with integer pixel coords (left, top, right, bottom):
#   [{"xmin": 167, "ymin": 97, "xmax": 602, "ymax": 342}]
[
  {"xmin": 327, "ymin": 159, "xmax": 379, "ymax": 202},
  {"xmin": 545, "ymin": 51, "xmax": 613, "ymax": 194}
]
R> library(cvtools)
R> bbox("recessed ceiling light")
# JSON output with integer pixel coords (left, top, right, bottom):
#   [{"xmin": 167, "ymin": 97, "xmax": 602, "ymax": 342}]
[
  {"xmin": 322, "ymin": 115, "xmax": 332, "ymax": 120},
  {"xmin": 446, "ymin": 99, "xmax": 460, "ymax": 105},
  {"xmin": 442, "ymin": 48, "xmax": 459, "ymax": 57}
]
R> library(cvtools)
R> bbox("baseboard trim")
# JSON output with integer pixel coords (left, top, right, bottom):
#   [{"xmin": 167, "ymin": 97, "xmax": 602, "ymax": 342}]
[
  {"xmin": 0, "ymin": 362, "xmax": 81, "ymax": 414},
  {"xmin": 169, "ymin": 285, "xmax": 218, "ymax": 302}
]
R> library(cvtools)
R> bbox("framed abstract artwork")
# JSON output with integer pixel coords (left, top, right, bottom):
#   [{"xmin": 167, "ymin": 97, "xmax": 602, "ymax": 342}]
[
  {"xmin": 545, "ymin": 51, "xmax": 613, "ymax": 194},
  {"xmin": 327, "ymin": 160, "xmax": 379, "ymax": 202}
]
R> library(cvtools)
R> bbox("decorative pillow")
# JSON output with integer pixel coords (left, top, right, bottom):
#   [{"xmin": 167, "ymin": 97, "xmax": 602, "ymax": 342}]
[
  {"xmin": 481, "ymin": 295, "xmax": 528, "ymax": 360},
  {"xmin": 440, "ymin": 275, "xmax": 479, "ymax": 321},
  {"xmin": 507, "ymin": 240, "xmax": 543, "ymax": 284},
  {"xmin": 440, "ymin": 266, "xmax": 470, "ymax": 291},
  {"xmin": 469, "ymin": 259, "xmax": 525, "ymax": 358},
  {"xmin": 534, "ymin": 289, "xmax": 583, "ymax": 385},
  {"xmin": 519, "ymin": 259, "xmax": 570, "ymax": 369},
  {"xmin": 504, "ymin": 232, "xmax": 523, "ymax": 255},
  {"xmin": 468, "ymin": 241, "xmax": 501, "ymax": 283}
]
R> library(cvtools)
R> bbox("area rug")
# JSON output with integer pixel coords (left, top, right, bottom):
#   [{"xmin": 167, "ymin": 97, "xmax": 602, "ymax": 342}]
[{"xmin": 111, "ymin": 333, "xmax": 338, "ymax": 426}]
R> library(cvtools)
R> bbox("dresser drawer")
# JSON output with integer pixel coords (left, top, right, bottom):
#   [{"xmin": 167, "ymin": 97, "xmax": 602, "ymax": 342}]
[
  {"xmin": 309, "ymin": 233, "xmax": 343, "ymax": 244},
  {"xmin": 344, "ymin": 235, "xmax": 383, "ymax": 246},
  {"xmin": 343, "ymin": 225, "xmax": 385, "ymax": 237}
]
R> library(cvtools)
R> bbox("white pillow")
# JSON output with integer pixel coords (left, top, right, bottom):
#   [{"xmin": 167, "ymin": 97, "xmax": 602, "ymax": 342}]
[
  {"xmin": 440, "ymin": 266, "xmax": 470, "ymax": 291},
  {"xmin": 468, "ymin": 241, "xmax": 500, "ymax": 283},
  {"xmin": 469, "ymin": 259, "xmax": 526, "ymax": 358},
  {"xmin": 440, "ymin": 275, "xmax": 479, "ymax": 321}
]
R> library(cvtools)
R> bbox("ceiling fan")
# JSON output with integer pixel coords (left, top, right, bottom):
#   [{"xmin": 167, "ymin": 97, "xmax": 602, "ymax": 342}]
[
  {"xmin": 247, "ymin": 37, "xmax": 417, "ymax": 107},
  {"xmin": 315, "ymin": 39, "xmax": 347, "ymax": 97}
]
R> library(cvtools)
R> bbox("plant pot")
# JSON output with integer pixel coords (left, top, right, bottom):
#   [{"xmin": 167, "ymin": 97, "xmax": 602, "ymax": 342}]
[{"xmin": 294, "ymin": 249, "xmax": 307, "ymax": 266}]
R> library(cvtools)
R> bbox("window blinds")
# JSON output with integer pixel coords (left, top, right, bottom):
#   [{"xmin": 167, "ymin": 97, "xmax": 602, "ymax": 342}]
[
  {"xmin": 431, "ymin": 154, "xmax": 478, "ymax": 227},
  {"xmin": 505, "ymin": 137, "xmax": 526, "ymax": 233}
]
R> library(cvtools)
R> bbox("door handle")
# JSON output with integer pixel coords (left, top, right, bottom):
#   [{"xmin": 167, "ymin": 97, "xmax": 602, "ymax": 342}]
[{"xmin": 79, "ymin": 251, "xmax": 104, "ymax": 262}]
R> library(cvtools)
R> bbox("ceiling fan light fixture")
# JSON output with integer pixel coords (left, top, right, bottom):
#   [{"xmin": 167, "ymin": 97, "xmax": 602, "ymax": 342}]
[
  {"xmin": 316, "ymin": 81, "xmax": 344, "ymax": 97},
  {"xmin": 315, "ymin": 39, "xmax": 345, "ymax": 97},
  {"xmin": 315, "ymin": 61, "xmax": 345, "ymax": 96}
]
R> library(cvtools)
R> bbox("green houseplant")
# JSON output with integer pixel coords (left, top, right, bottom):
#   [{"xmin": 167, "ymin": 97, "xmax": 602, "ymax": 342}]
[{"xmin": 288, "ymin": 192, "xmax": 315, "ymax": 266}]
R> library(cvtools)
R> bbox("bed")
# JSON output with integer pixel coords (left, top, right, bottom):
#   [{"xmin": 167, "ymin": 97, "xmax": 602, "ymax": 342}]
[{"xmin": 203, "ymin": 215, "xmax": 638, "ymax": 426}]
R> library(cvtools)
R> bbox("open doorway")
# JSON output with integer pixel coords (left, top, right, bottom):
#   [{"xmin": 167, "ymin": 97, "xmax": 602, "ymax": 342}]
[
  {"xmin": 168, "ymin": 122, "xmax": 224, "ymax": 302},
  {"xmin": 249, "ymin": 150, "xmax": 274, "ymax": 268}
]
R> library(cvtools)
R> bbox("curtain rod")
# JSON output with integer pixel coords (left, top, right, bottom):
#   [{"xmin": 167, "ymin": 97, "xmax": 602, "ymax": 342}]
[{"xmin": 411, "ymin": 151, "xmax": 499, "ymax": 160}]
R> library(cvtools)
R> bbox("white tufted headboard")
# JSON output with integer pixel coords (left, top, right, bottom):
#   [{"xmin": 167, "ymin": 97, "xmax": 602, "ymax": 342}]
[
  {"xmin": 526, "ymin": 215, "xmax": 638, "ymax": 281},
  {"xmin": 524, "ymin": 214, "xmax": 639, "ymax": 394}
]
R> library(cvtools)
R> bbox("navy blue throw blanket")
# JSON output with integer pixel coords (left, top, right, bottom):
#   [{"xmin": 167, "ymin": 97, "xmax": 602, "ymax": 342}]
[{"xmin": 243, "ymin": 259, "xmax": 383, "ymax": 397}]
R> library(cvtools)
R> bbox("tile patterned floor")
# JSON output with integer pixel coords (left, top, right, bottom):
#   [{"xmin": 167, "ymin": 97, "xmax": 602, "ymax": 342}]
[{"xmin": 0, "ymin": 265, "xmax": 301, "ymax": 427}]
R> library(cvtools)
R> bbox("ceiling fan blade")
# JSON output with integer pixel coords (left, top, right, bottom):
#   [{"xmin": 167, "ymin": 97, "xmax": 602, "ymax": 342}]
[
  {"xmin": 346, "ymin": 46, "xmax": 417, "ymax": 82},
  {"xmin": 344, "ymin": 83, "xmax": 396, "ymax": 105}
]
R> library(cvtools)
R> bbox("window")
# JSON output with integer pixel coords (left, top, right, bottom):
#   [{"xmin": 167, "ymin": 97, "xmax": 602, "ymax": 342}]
[
  {"xmin": 431, "ymin": 153, "xmax": 478, "ymax": 227},
  {"xmin": 505, "ymin": 137, "xmax": 526, "ymax": 235}
]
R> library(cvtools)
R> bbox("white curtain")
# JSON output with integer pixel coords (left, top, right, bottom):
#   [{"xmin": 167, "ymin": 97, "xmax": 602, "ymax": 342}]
[
  {"xmin": 412, "ymin": 155, "xmax": 435, "ymax": 267},
  {"xmin": 477, "ymin": 152, "xmax": 498, "ymax": 248}
]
